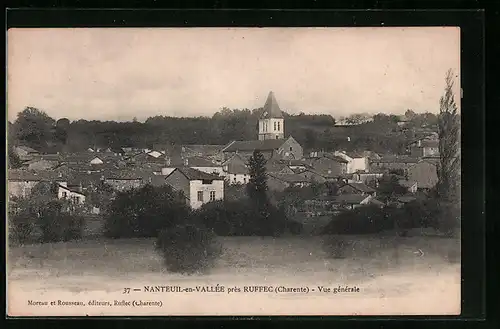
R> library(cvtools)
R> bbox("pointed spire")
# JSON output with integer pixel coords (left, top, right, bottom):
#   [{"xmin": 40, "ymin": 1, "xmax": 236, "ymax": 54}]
[{"xmin": 260, "ymin": 91, "xmax": 283, "ymax": 119}]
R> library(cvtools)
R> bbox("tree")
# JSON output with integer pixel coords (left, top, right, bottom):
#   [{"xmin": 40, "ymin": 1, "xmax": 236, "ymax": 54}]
[
  {"xmin": 246, "ymin": 149, "xmax": 269, "ymax": 205},
  {"xmin": 14, "ymin": 107, "xmax": 56, "ymax": 151},
  {"xmin": 377, "ymin": 174, "xmax": 408, "ymax": 203},
  {"xmin": 436, "ymin": 69, "xmax": 461, "ymax": 237},
  {"xmin": 405, "ymin": 109, "xmax": 417, "ymax": 120},
  {"xmin": 8, "ymin": 145, "xmax": 22, "ymax": 169},
  {"xmin": 245, "ymin": 150, "xmax": 286, "ymax": 236},
  {"xmin": 55, "ymin": 118, "xmax": 70, "ymax": 145}
]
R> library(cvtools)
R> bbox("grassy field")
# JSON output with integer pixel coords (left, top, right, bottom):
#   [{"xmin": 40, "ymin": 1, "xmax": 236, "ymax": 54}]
[{"xmin": 7, "ymin": 235, "xmax": 461, "ymax": 316}]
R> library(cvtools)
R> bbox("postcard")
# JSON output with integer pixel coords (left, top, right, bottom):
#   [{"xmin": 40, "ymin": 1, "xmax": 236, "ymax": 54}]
[{"xmin": 6, "ymin": 27, "xmax": 461, "ymax": 316}]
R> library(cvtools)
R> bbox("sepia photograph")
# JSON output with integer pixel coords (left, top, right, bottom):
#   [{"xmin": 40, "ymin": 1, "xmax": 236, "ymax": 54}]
[{"xmin": 6, "ymin": 27, "xmax": 461, "ymax": 316}]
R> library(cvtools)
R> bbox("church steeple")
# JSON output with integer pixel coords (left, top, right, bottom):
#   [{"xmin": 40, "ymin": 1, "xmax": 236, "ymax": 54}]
[
  {"xmin": 258, "ymin": 91, "xmax": 285, "ymax": 140},
  {"xmin": 260, "ymin": 91, "xmax": 284, "ymax": 119}
]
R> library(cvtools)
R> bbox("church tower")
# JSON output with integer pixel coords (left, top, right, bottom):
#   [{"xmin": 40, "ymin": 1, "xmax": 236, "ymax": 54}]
[{"xmin": 258, "ymin": 91, "xmax": 284, "ymax": 140}]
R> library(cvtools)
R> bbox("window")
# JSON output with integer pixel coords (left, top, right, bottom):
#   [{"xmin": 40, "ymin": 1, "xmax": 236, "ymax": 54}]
[
  {"xmin": 62, "ymin": 192, "xmax": 67, "ymax": 199},
  {"xmin": 274, "ymin": 122, "xmax": 277, "ymax": 131},
  {"xmin": 289, "ymin": 147, "xmax": 292, "ymax": 151},
  {"xmin": 209, "ymin": 191, "xmax": 216, "ymax": 201},
  {"xmin": 277, "ymin": 122, "xmax": 280, "ymax": 131},
  {"xmin": 197, "ymin": 191, "xmax": 204, "ymax": 202},
  {"xmin": 276, "ymin": 136, "xmax": 279, "ymax": 139},
  {"xmin": 243, "ymin": 177, "xmax": 247, "ymax": 183}
]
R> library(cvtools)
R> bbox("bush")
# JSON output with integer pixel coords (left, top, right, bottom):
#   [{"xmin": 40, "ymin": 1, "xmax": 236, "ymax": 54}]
[
  {"xmin": 322, "ymin": 205, "xmax": 398, "ymax": 235},
  {"xmin": 194, "ymin": 199, "xmax": 287, "ymax": 236},
  {"xmin": 322, "ymin": 198, "xmax": 445, "ymax": 236},
  {"xmin": 286, "ymin": 220, "xmax": 304, "ymax": 235},
  {"xmin": 104, "ymin": 184, "xmax": 190, "ymax": 239},
  {"xmin": 8, "ymin": 211, "xmax": 36, "ymax": 245},
  {"xmin": 37, "ymin": 200, "xmax": 85, "ymax": 243},
  {"xmin": 155, "ymin": 223, "xmax": 222, "ymax": 274}
]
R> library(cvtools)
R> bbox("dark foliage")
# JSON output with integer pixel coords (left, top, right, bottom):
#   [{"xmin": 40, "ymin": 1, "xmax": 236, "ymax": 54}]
[
  {"xmin": 37, "ymin": 200, "xmax": 85, "ymax": 243},
  {"xmin": 436, "ymin": 69, "xmax": 461, "ymax": 237},
  {"xmin": 8, "ymin": 105, "xmax": 435, "ymax": 155},
  {"xmin": 8, "ymin": 145, "xmax": 22, "ymax": 169},
  {"xmin": 8, "ymin": 210, "xmax": 36, "ymax": 245},
  {"xmin": 322, "ymin": 199, "xmax": 442, "ymax": 236},
  {"xmin": 155, "ymin": 223, "xmax": 222, "ymax": 274},
  {"xmin": 104, "ymin": 184, "xmax": 190, "ymax": 238},
  {"xmin": 246, "ymin": 149, "xmax": 269, "ymax": 204},
  {"xmin": 193, "ymin": 199, "xmax": 288, "ymax": 236}
]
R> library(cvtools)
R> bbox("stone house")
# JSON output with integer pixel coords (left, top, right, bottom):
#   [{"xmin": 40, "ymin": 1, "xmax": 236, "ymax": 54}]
[
  {"xmin": 164, "ymin": 167, "xmax": 224, "ymax": 209},
  {"xmin": 222, "ymin": 136, "xmax": 303, "ymax": 162},
  {"xmin": 57, "ymin": 182, "xmax": 86, "ymax": 205},
  {"xmin": 407, "ymin": 160, "xmax": 439, "ymax": 191},
  {"xmin": 184, "ymin": 156, "xmax": 225, "ymax": 177},
  {"xmin": 370, "ymin": 156, "xmax": 420, "ymax": 174},
  {"xmin": 266, "ymin": 173, "xmax": 312, "ymax": 192},
  {"xmin": 398, "ymin": 180, "xmax": 418, "ymax": 193},
  {"xmin": 7, "ymin": 169, "xmax": 65, "ymax": 199},
  {"xmin": 222, "ymin": 154, "xmax": 250, "ymax": 185},
  {"xmin": 333, "ymin": 151, "xmax": 371, "ymax": 174},
  {"xmin": 103, "ymin": 169, "xmax": 150, "ymax": 192},
  {"xmin": 338, "ymin": 182, "xmax": 377, "ymax": 196},
  {"xmin": 303, "ymin": 153, "xmax": 348, "ymax": 177}
]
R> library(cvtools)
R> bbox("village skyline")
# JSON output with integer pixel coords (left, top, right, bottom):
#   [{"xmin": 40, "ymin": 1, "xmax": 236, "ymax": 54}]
[{"xmin": 7, "ymin": 27, "xmax": 460, "ymax": 122}]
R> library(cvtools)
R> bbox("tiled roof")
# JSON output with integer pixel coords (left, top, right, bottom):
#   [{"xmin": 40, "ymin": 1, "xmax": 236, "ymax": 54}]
[
  {"xmin": 170, "ymin": 167, "xmax": 224, "ymax": 181},
  {"xmin": 58, "ymin": 184, "xmax": 85, "ymax": 195},
  {"xmin": 186, "ymin": 156, "xmax": 219, "ymax": 167},
  {"xmin": 222, "ymin": 154, "xmax": 248, "ymax": 174},
  {"xmin": 222, "ymin": 139, "xmax": 287, "ymax": 153},
  {"xmin": 421, "ymin": 140, "xmax": 439, "ymax": 148},
  {"xmin": 333, "ymin": 194, "xmax": 370, "ymax": 204},
  {"xmin": 398, "ymin": 180, "xmax": 417, "ymax": 188},
  {"xmin": 397, "ymin": 196, "xmax": 417, "ymax": 203},
  {"xmin": 371, "ymin": 156, "xmax": 419, "ymax": 164},
  {"xmin": 323, "ymin": 154, "xmax": 349, "ymax": 163},
  {"xmin": 267, "ymin": 173, "xmax": 310, "ymax": 183},
  {"xmin": 277, "ymin": 159, "xmax": 311, "ymax": 167},
  {"xmin": 104, "ymin": 168, "xmax": 153, "ymax": 180},
  {"xmin": 368, "ymin": 198, "xmax": 385, "ymax": 206},
  {"xmin": 265, "ymin": 160, "xmax": 292, "ymax": 173},
  {"xmin": 347, "ymin": 182, "xmax": 376, "ymax": 193},
  {"xmin": 16, "ymin": 145, "xmax": 39, "ymax": 153},
  {"xmin": 260, "ymin": 91, "xmax": 284, "ymax": 119},
  {"xmin": 180, "ymin": 145, "xmax": 225, "ymax": 156},
  {"xmin": 8, "ymin": 169, "xmax": 64, "ymax": 182}
]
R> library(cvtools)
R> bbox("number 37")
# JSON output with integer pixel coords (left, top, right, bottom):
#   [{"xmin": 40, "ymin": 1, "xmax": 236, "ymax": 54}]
[{"xmin": 123, "ymin": 288, "xmax": 130, "ymax": 294}]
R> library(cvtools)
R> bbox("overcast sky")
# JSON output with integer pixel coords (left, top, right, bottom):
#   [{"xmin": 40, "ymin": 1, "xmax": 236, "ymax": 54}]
[{"xmin": 7, "ymin": 27, "xmax": 460, "ymax": 122}]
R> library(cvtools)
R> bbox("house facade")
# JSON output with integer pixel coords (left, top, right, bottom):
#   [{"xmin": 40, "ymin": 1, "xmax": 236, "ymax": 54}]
[
  {"xmin": 303, "ymin": 153, "xmax": 348, "ymax": 177},
  {"xmin": 222, "ymin": 154, "xmax": 250, "ymax": 185},
  {"xmin": 407, "ymin": 160, "xmax": 439, "ymax": 191},
  {"xmin": 57, "ymin": 182, "xmax": 86, "ymax": 204},
  {"xmin": 184, "ymin": 156, "xmax": 226, "ymax": 177},
  {"xmin": 333, "ymin": 151, "xmax": 370, "ymax": 174},
  {"xmin": 164, "ymin": 167, "xmax": 224, "ymax": 209}
]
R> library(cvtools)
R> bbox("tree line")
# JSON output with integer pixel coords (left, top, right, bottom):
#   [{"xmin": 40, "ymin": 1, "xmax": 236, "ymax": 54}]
[{"xmin": 8, "ymin": 105, "xmax": 440, "ymax": 157}]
